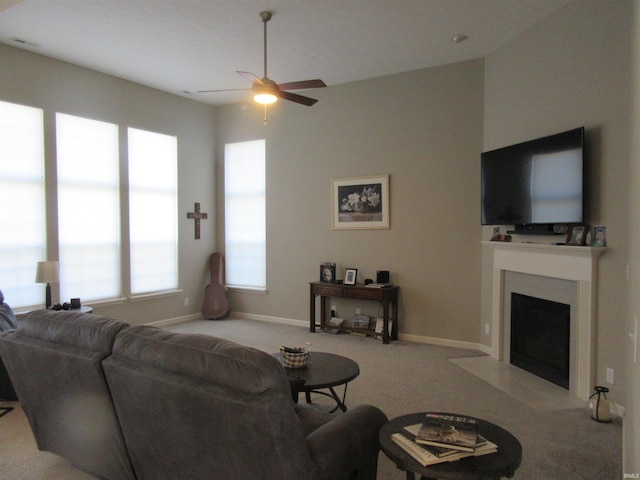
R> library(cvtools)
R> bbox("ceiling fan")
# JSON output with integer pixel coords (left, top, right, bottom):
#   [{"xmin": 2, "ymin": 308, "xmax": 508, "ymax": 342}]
[{"xmin": 198, "ymin": 11, "xmax": 326, "ymax": 107}]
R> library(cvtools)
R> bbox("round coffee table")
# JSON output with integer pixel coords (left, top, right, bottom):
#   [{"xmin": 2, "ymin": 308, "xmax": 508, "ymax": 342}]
[
  {"xmin": 379, "ymin": 412, "xmax": 522, "ymax": 480},
  {"xmin": 275, "ymin": 352, "xmax": 359, "ymax": 412}
]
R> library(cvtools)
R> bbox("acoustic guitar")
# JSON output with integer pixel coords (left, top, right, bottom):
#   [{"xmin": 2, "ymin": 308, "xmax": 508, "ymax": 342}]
[{"xmin": 202, "ymin": 252, "xmax": 231, "ymax": 320}]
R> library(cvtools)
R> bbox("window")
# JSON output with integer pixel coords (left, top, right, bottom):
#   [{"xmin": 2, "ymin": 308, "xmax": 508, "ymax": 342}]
[
  {"xmin": 128, "ymin": 128, "xmax": 178, "ymax": 294},
  {"xmin": 224, "ymin": 140, "xmax": 266, "ymax": 289},
  {"xmin": 56, "ymin": 113, "xmax": 121, "ymax": 302},
  {"xmin": 0, "ymin": 100, "xmax": 46, "ymax": 308}
]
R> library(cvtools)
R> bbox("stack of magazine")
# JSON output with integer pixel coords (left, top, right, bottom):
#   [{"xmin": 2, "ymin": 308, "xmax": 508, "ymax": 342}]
[{"xmin": 391, "ymin": 413, "xmax": 498, "ymax": 467}]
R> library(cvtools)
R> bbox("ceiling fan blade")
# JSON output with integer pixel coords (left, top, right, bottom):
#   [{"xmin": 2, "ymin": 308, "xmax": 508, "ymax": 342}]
[
  {"xmin": 278, "ymin": 79, "xmax": 327, "ymax": 91},
  {"xmin": 237, "ymin": 71, "xmax": 264, "ymax": 86},
  {"xmin": 278, "ymin": 90, "xmax": 319, "ymax": 106},
  {"xmin": 197, "ymin": 88, "xmax": 252, "ymax": 93}
]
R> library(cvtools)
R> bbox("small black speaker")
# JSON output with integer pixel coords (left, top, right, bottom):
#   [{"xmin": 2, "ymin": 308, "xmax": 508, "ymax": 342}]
[{"xmin": 376, "ymin": 270, "xmax": 389, "ymax": 284}]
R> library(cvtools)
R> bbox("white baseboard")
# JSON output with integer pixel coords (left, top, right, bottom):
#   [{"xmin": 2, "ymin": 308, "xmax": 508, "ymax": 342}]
[
  {"xmin": 147, "ymin": 311, "xmax": 491, "ymax": 355},
  {"xmin": 145, "ymin": 313, "xmax": 202, "ymax": 327},
  {"xmin": 398, "ymin": 332, "xmax": 489, "ymax": 353},
  {"xmin": 232, "ymin": 311, "xmax": 308, "ymax": 328},
  {"xmin": 233, "ymin": 311, "xmax": 490, "ymax": 354}
]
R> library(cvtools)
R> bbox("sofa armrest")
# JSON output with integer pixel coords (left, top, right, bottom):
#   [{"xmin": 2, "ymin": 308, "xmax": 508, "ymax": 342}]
[
  {"xmin": 295, "ymin": 404, "xmax": 336, "ymax": 437},
  {"xmin": 305, "ymin": 404, "xmax": 388, "ymax": 480}
]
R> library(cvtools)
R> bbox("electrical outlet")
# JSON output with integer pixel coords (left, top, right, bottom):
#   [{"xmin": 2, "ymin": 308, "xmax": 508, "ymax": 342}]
[
  {"xmin": 355, "ymin": 308, "xmax": 361, "ymax": 315},
  {"xmin": 184, "ymin": 297, "xmax": 189, "ymax": 306},
  {"xmin": 606, "ymin": 368, "xmax": 614, "ymax": 385},
  {"xmin": 485, "ymin": 323, "xmax": 490, "ymax": 335}
]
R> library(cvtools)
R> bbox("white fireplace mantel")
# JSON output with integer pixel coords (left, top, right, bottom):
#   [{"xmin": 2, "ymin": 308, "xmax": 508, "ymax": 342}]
[{"xmin": 483, "ymin": 241, "xmax": 605, "ymax": 400}]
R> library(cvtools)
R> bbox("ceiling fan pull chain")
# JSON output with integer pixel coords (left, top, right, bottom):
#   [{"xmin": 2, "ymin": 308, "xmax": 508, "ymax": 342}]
[{"xmin": 263, "ymin": 104, "xmax": 268, "ymax": 126}]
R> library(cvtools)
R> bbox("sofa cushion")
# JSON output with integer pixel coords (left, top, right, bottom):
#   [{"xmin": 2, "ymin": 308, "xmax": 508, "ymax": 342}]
[{"xmin": 110, "ymin": 324, "xmax": 291, "ymax": 394}]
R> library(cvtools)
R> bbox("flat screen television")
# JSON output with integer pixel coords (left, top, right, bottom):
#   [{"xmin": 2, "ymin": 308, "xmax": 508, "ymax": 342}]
[{"xmin": 481, "ymin": 127, "xmax": 585, "ymax": 233}]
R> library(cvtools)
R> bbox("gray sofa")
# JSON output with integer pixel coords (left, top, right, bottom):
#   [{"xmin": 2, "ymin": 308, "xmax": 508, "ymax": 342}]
[
  {"xmin": 0, "ymin": 289, "xmax": 18, "ymax": 401},
  {"xmin": 0, "ymin": 310, "xmax": 387, "ymax": 480}
]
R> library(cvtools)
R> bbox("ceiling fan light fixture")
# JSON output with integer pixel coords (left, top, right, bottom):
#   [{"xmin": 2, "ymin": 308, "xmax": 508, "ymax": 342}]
[{"xmin": 254, "ymin": 92, "xmax": 278, "ymax": 104}]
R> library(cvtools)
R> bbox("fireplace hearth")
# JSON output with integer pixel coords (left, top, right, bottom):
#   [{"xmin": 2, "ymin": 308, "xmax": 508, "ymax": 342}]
[{"xmin": 510, "ymin": 293, "xmax": 570, "ymax": 389}]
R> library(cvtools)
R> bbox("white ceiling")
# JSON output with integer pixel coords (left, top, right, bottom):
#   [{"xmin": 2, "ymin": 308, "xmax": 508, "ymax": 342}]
[{"xmin": 0, "ymin": 0, "xmax": 571, "ymax": 106}]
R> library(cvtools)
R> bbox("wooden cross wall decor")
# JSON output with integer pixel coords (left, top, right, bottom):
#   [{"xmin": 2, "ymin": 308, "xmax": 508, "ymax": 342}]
[{"xmin": 187, "ymin": 202, "xmax": 208, "ymax": 239}]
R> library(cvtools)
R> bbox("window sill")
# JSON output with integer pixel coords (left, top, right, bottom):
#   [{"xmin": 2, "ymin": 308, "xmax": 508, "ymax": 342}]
[
  {"xmin": 227, "ymin": 286, "xmax": 267, "ymax": 294},
  {"xmin": 129, "ymin": 290, "xmax": 183, "ymax": 303}
]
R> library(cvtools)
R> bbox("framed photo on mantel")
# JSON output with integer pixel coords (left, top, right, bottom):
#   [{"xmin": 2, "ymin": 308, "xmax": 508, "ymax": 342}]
[
  {"xmin": 332, "ymin": 174, "xmax": 389, "ymax": 230},
  {"xmin": 566, "ymin": 225, "xmax": 587, "ymax": 246}
]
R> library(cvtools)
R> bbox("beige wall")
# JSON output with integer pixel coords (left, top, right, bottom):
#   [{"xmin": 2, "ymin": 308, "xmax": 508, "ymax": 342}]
[
  {"xmin": 482, "ymin": 0, "xmax": 632, "ymax": 403},
  {"xmin": 0, "ymin": 44, "xmax": 218, "ymax": 323},
  {"xmin": 625, "ymin": 1, "xmax": 640, "ymax": 474},
  {"xmin": 215, "ymin": 59, "xmax": 485, "ymax": 345}
]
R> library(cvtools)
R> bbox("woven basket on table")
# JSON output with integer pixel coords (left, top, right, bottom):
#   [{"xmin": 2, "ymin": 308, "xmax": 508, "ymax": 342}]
[{"xmin": 279, "ymin": 345, "xmax": 309, "ymax": 368}]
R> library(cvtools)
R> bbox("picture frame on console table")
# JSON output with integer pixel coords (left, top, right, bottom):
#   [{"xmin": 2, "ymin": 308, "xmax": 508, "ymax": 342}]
[
  {"xmin": 320, "ymin": 263, "xmax": 336, "ymax": 282},
  {"xmin": 566, "ymin": 225, "xmax": 587, "ymax": 246},
  {"xmin": 332, "ymin": 175, "xmax": 389, "ymax": 230},
  {"xmin": 344, "ymin": 268, "xmax": 358, "ymax": 285}
]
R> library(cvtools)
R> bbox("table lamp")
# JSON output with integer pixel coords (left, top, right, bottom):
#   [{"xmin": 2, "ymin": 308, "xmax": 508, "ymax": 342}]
[{"xmin": 35, "ymin": 261, "xmax": 59, "ymax": 309}]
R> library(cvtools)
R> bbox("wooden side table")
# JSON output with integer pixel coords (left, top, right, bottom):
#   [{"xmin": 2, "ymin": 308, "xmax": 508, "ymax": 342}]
[
  {"xmin": 309, "ymin": 282, "xmax": 399, "ymax": 343},
  {"xmin": 379, "ymin": 412, "xmax": 522, "ymax": 480}
]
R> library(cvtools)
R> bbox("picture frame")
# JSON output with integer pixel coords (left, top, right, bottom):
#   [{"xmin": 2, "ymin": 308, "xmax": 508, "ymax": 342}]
[
  {"xmin": 566, "ymin": 225, "xmax": 587, "ymax": 246},
  {"xmin": 332, "ymin": 174, "xmax": 389, "ymax": 230},
  {"xmin": 344, "ymin": 268, "xmax": 358, "ymax": 285},
  {"xmin": 593, "ymin": 226, "xmax": 606, "ymax": 247},
  {"xmin": 320, "ymin": 263, "xmax": 336, "ymax": 282}
]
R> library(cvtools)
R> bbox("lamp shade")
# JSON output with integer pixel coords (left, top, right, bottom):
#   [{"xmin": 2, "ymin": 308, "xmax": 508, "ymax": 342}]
[{"xmin": 35, "ymin": 261, "xmax": 59, "ymax": 284}]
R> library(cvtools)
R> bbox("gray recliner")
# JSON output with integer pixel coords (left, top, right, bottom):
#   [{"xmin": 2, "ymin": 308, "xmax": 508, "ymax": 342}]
[
  {"xmin": 103, "ymin": 325, "xmax": 387, "ymax": 480},
  {"xmin": 0, "ymin": 310, "xmax": 136, "ymax": 480}
]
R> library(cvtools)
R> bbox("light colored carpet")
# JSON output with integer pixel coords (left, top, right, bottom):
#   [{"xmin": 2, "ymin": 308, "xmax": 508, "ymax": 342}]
[{"xmin": 0, "ymin": 317, "xmax": 621, "ymax": 479}]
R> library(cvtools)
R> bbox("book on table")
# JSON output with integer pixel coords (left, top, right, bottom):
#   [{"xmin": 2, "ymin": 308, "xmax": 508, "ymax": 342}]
[
  {"xmin": 415, "ymin": 413, "xmax": 480, "ymax": 452},
  {"xmin": 391, "ymin": 428, "xmax": 498, "ymax": 467},
  {"xmin": 403, "ymin": 423, "xmax": 497, "ymax": 458}
]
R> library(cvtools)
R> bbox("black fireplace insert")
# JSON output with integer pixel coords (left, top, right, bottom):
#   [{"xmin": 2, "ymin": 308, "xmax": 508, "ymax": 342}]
[{"xmin": 510, "ymin": 293, "xmax": 570, "ymax": 389}]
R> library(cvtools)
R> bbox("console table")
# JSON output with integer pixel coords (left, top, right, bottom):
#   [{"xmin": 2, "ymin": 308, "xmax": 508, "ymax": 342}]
[{"xmin": 309, "ymin": 282, "xmax": 399, "ymax": 344}]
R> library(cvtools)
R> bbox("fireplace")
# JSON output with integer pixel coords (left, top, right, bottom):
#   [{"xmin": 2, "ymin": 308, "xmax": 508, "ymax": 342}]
[
  {"xmin": 484, "ymin": 241, "xmax": 605, "ymax": 400},
  {"xmin": 510, "ymin": 293, "xmax": 570, "ymax": 389}
]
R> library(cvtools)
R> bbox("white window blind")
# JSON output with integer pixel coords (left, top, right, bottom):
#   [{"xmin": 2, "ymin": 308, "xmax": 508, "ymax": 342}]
[
  {"xmin": 225, "ymin": 140, "xmax": 266, "ymax": 289},
  {"xmin": 0, "ymin": 100, "xmax": 46, "ymax": 308},
  {"xmin": 56, "ymin": 113, "xmax": 121, "ymax": 302},
  {"xmin": 128, "ymin": 127, "xmax": 178, "ymax": 294}
]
